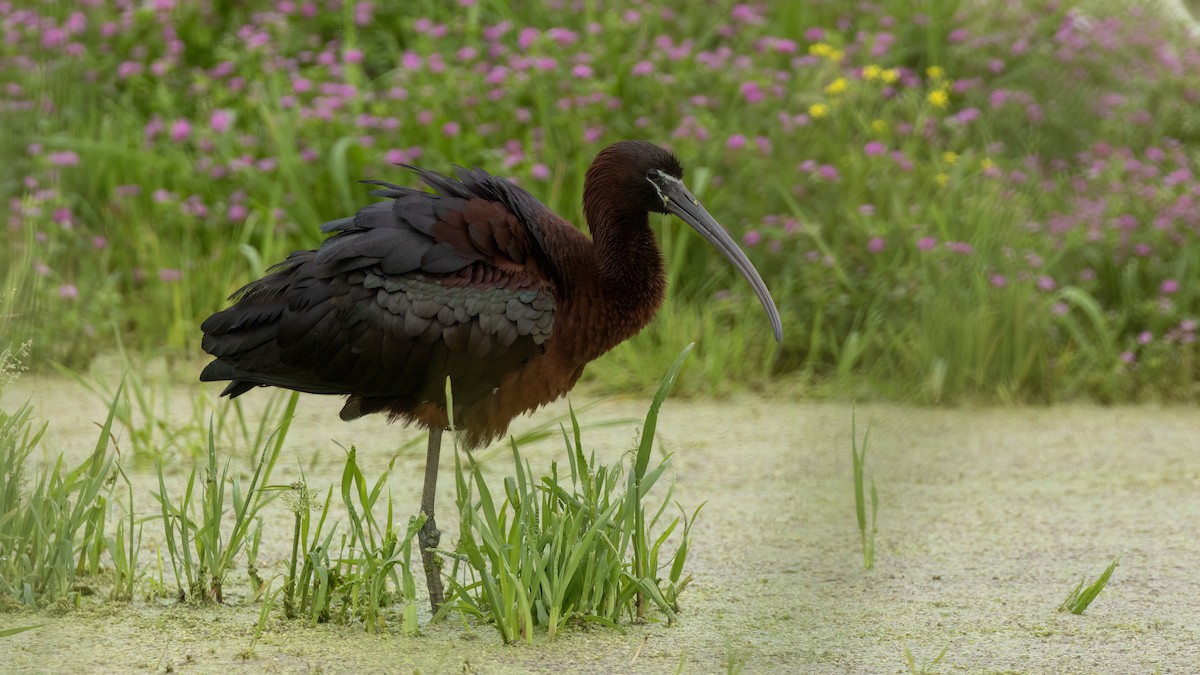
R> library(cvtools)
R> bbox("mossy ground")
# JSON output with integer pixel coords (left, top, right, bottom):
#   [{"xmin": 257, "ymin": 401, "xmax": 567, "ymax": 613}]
[{"xmin": 3, "ymin": 375, "xmax": 1199, "ymax": 673}]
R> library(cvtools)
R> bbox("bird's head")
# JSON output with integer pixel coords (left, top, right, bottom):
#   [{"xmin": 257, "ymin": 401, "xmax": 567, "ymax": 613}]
[
  {"xmin": 585, "ymin": 140, "xmax": 783, "ymax": 343},
  {"xmin": 586, "ymin": 140, "xmax": 684, "ymax": 215}
]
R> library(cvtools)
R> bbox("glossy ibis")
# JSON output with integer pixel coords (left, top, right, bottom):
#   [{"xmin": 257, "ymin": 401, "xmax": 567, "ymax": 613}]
[{"xmin": 200, "ymin": 140, "xmax": 782, "ymax": 611}]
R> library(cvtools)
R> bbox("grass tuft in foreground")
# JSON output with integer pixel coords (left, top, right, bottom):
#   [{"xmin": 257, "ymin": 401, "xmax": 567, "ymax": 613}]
[
  {"xmin": 439, "ymin": 344, "xmax": 700, "ymax": 642},
  {"xmin": 151, "ymin": 392, "xmax": 296, "ymax": 603},
  {"xmin": 278, "ymin": 449, "xmax": 421, "ymax": 634},
  {"xmin": 850, "ymin": 413, "xmax": 878, "ymax": 570},
  {"xmin": 336, "ymin": 446, "xmax": 423, "ymax": 634},
  {"xmin": 904, "ymin": 643, "xmax": 949, "ymax": 674},
  {"xmin": 0, "ymin": 388, "xmax": 120, "ymax": 606},
  {"xmin": 1059, "ymin": 554, "xmax": 1121, "ymax": 615}
]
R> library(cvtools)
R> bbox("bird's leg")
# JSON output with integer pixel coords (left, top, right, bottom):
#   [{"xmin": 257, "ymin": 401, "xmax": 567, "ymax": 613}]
[{"xmin": 418, "ymin": 426, "xmax": 445, "ymax": 612}]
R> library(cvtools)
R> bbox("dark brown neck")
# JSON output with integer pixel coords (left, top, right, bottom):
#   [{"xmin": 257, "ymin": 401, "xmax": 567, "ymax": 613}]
[{"xmin": 586, "ymin": 206, "xmax": 667, "ymax": 353}]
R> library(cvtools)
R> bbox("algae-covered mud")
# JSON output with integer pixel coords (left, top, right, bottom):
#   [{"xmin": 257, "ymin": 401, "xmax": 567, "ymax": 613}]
[{"xmin": 3, "ymin": 376, "xmax": 1199, "ymax": 673}]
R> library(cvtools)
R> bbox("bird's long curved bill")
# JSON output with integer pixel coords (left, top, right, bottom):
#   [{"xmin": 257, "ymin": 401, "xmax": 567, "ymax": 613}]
[{"xmin": 660, "ymin": 178, "xmax": 784, "ymax": 342}]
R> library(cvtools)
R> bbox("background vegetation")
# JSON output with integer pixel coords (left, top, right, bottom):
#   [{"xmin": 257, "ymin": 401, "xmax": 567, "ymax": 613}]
[
  {"xmin": 3, "ymin": 0, "xmax": 1199, "ymax": 403},
  {"xmin": 2, "ymin": 2, "xmax": 1199, "ymax": 663}
]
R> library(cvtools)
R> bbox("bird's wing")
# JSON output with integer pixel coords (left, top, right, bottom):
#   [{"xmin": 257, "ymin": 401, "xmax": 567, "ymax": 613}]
[{"xmin": 200, "ymin": 170, "xmax": 559, "ymax": 407}]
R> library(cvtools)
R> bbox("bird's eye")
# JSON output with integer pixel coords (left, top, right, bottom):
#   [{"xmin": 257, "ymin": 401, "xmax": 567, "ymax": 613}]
[{"xmin": 647, "ymin": 173, "xmax": 669, "ymax": 204}]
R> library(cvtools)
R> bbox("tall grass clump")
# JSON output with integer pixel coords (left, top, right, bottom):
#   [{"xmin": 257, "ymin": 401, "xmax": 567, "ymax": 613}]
[
  {"xmin": 0, "ymin": 389, "xmax": 120, "ymax": 605},
  {"xmin": 276, "ymin": 451, "xmax": 421, "ymax": 634},
  {"xmin": 152, "ymin": 392, "xmax": 296, "ymax": 602},
  {"xmin": 103, "ymin": 463, "xmax": 141, "ymax": 602},
  {"xmin": 442, "ymin": 345, "xmax": 699, "ymax": 642},
  {"xmin": 335, "ymin": 447, "xmax": 422, "ymax": 633}
]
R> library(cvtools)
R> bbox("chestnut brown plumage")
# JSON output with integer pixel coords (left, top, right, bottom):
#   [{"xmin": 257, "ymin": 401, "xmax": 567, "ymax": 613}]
[{"xmin": 199, "ymin": 140, "xmax": 782, "ymax": 611}]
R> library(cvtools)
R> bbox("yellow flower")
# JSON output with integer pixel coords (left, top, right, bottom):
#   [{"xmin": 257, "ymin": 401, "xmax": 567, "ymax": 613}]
[
  {"xmin": 871, "ymin": 119, "xmax": 888, "ymax": 134},
  {"xmin": 943, "ymin": 151, "xmax": 959, "ymax": 165},
  {"xmin": 807, "ymin": 43, "xmax": 844, "ymax": 62},
  {"xmin": 981, "ymin": 158, "xmax": 995, "ymax": 171},
  {"xmin": 808, "ymin": 102, "xmax": 829, "ymax": 118},
  {"xmin": 863, "ymin": 64, "xmax": 882, "ymax": 81},
  {"xmin": 935, "ymin": 172, "xmax": 949, "ymax": 186},
  {"xmin": 927, "ymin": 66, "xmax": 945, "ymax": 80},
  {"xmin": 825, "ymin": 77, "xmax": 847, "ymax": 95},
  {"xmin": 928, "ymin": 89, "xmax": 949, "ymax": 108},
  {"xmin": 880, "ymin": 68, "xmax": 899, "ymax": 83}
]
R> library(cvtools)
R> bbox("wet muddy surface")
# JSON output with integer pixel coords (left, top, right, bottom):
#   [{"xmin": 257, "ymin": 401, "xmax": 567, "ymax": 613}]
[{"xmin": 3, "ymin": 375, "xmax": 1199, "ymax": 673}]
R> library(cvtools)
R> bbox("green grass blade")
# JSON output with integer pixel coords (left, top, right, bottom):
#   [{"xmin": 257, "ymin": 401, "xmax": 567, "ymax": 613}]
[
  {"xmin": 634, "ymin": 343, "xmax": 694, "ymax": 480},
  {"xmin": 0, "ymin": 624, "xmax": 45, "ymax": 637},
  {"xmin": 1060, "ymin": 554, "xmax": 1121, "ymax": 615}
]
